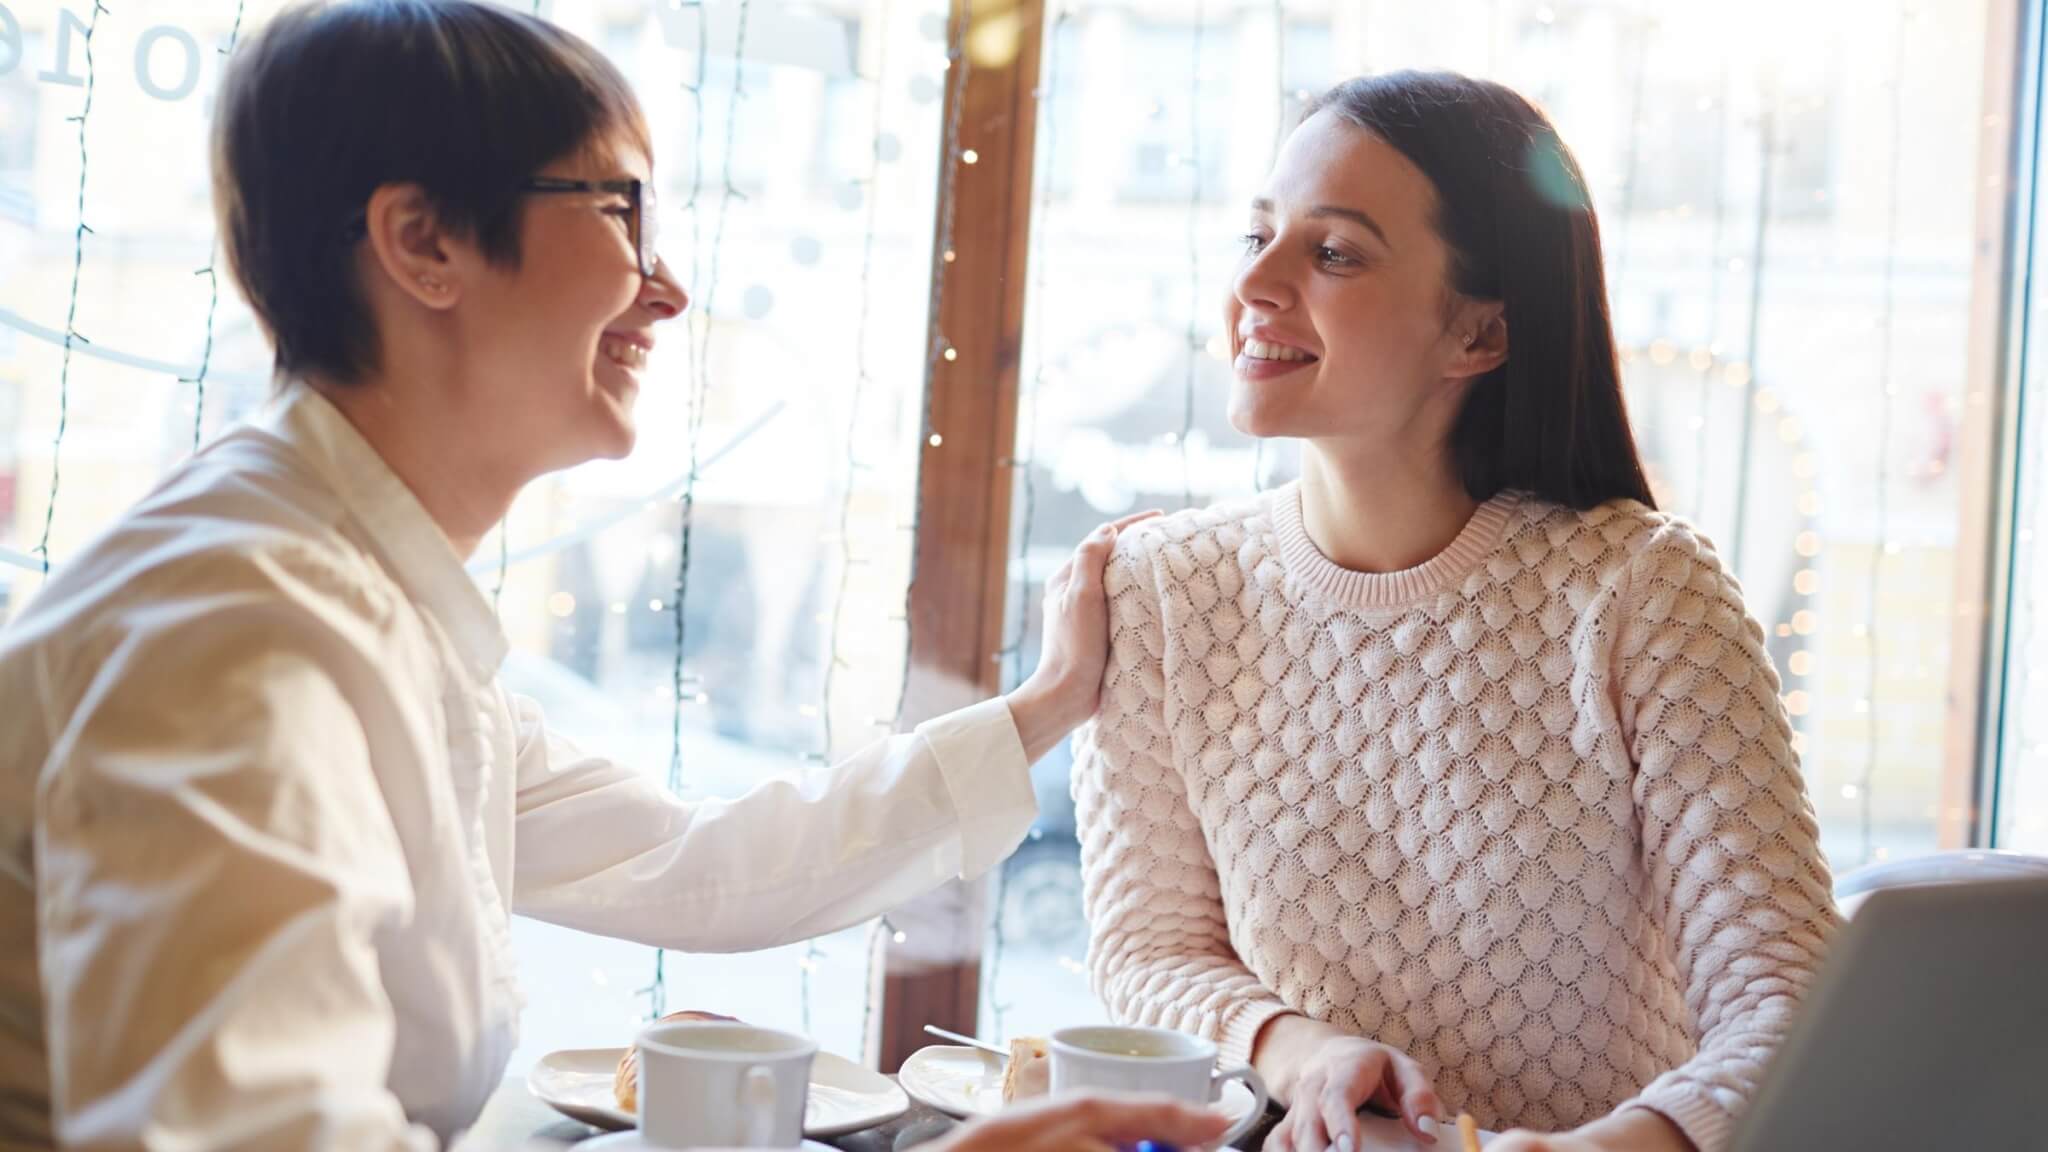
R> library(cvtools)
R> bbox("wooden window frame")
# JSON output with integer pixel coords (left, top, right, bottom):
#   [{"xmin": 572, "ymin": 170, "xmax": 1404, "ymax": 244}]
[{"xmin": 873, "ymin": 0, "xmax": 1046, "ymax": 1072}]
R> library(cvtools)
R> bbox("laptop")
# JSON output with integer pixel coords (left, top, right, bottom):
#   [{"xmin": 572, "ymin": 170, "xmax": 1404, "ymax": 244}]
[{"xmin": 1731, "ymin": 876, "xmax": 2048, "ymax": 1150}]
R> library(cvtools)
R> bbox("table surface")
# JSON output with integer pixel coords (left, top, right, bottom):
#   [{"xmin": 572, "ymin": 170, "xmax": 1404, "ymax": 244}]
[{"xmin": 460, "ymin": 1076, "xmax": 1281, "ymax": 1151}]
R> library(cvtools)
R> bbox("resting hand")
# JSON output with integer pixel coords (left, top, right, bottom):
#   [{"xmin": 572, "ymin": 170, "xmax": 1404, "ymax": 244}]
[
  {"xmin": 1261, "ymin": 1032, "xmax": 1443, "ymax": 1152},
  {"xmin": 1006, "ymin": 510, "xmax": 1160, "ymax": 760}
]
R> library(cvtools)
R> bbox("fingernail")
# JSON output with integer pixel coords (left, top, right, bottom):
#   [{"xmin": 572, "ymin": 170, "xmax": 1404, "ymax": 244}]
[
  {"xmin": 1337, "ymin": 1136, "xmax": 1354, "ymax": 1152},
  {"xmin": 1418, "ymin": 1115, "xmax": 1440, "ymax": 1143}
]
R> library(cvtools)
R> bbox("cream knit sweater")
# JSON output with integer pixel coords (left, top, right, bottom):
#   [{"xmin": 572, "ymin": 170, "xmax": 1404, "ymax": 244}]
[{"xmin": 1072, "ymin": 484, "xmax": 1841, "ymax": 1152}]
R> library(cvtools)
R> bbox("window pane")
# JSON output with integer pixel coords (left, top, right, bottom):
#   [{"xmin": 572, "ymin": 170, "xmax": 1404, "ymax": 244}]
[
  {"xmin": 989, "ymin": 0, "xmax": 2004, "ymax": 1037},
  {"xmin": 0, "ymin": 0, "xmax": 951, "ymax": 1070}
]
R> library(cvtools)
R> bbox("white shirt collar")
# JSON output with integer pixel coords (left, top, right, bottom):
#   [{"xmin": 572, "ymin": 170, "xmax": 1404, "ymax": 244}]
[{"xmin": 259, "ymin": 383, "xmax": 509, "ymax": 681}]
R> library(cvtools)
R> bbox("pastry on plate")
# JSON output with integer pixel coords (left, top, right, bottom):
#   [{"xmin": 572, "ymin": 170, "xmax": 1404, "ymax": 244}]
[
  {"xmin": 614, "ymin": 1010, "xmax": 737, "ymax": 1113},
  {"xmin": 1000, "ymin": 1036, "xmax": 1051, "ymax": 1104}
]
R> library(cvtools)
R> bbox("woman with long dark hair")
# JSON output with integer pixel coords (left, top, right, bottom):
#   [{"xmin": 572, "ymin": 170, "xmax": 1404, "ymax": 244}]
[{"xmin": 1073, "ymin": 72, "xmax": 1840, "ymax": 1152}]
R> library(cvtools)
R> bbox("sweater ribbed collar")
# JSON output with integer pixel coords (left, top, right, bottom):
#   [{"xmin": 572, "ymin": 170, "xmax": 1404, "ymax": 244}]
[{"xmin": 1269, "ymin": 480, "xmax": 1520, "ymax": 611}]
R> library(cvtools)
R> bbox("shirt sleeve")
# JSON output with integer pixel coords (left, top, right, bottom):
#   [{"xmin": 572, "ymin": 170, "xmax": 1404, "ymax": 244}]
[
  {"xmin": 1072, "ymin": 537, "xmax": 1298, "ymax": 1069},
  {"xmin": 507, "ymin": 694, "xmax": 1037, "ymax": 952},
  {"xmin": 1614, "ymin": 523, "xmax": 1844, "ymax": 1152},
  {"xmin": 35, "ymin": 592, "xmax": 436, "ymax": 1151}
]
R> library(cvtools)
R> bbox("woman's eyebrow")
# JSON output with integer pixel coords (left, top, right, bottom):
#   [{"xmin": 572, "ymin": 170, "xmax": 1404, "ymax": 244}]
[{"xmin": 1250, "ymin": 197, "xmax": 1390, "ymax": 247}]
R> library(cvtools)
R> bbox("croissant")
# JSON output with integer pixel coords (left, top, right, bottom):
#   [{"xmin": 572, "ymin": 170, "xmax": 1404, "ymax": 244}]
[{"xmin": 614, "ymin": 1009, "xmax": 739, "ymax": 1112}]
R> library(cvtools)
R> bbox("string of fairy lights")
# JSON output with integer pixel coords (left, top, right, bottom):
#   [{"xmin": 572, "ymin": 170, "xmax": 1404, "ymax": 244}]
[
  {"xmin": 645, "ymin": 0, "xmax": 749, "ymax": 1023},
  {"xmin": 1605, "ymin": 13, "xmax": 1653, "ymax": 294},
  {"xmin": 1728, "ymin": 130, "xmax": 1770, "ymax": 573},
  {"xmin": 1621, "ymin": 4, "xmax": 1919, "ymax": 866},
  {"xmin": 897, "ymin": 0, "xmax": 972, "ymax": 731},
  {"xmin": 1690, "ymin": 59, "xmax": 1733, "ymax": 512},
  {"xmin": 471, "ymin": 0, "xmax": 972, "ymax": 1044},
  {"xmin": 185, "ymin": 0, "xmax": 245, "ymax": 453},
  {"xmin": 32, "ymin": 0, "xmax": 107, "ymax": 574},
  {"xmin": 985, "ymin": 0, "xmax": 1074, "ymax": 1047},
  {"xmin": 1254, "ymin": 0, "xmax": 1285, "ymax": 493},
  {"xmin": 808, "ymin": 0, "xmax": 895, "ymax": 1040},
  {"xmin": 987, "ymin": 0, "xmax": 1278, "ymax": 1034},
  {"xmin": 1855, "ymin": 0, "xmax": 1915, "ymax": 866},
  {"xmin": 839, "ymin": 0, "xmax": 914, "ymax": 1053}
]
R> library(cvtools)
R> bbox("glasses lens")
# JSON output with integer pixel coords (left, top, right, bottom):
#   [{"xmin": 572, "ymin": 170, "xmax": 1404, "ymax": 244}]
[{"xmin": 637, "ymin": 183, "xmax": 657, "ymax": 276}]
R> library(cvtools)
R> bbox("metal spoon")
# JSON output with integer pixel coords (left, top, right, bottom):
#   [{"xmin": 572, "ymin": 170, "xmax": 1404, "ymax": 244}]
[{"xmin": 923, "ymin": 1024, "xmax": 1011, "ymax": 1059}]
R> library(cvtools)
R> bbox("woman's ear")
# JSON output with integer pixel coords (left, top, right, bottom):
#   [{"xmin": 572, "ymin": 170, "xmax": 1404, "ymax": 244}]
[
  {"xmin": 360, "ymin": 183, "xmax": 462, "ymax": 311},
  {"xmin": 1450, "ymin": 302, "xmax": 1508, "ymax": 379}
]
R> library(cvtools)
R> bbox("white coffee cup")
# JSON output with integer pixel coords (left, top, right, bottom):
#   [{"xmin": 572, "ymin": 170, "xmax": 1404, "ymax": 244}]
[
  {"xmin": 633, "ymin": 1020, "xmax": 817, "ymax": 1149},
  {"xmin": 1049, "ymin": 1025, "xmax": 1269, "ymax": 1148}
]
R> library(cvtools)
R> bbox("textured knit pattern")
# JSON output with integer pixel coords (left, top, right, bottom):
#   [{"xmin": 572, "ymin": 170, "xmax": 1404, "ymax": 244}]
[{"xmin": 1071, "ymin": 484, "xmax": 1841, "ymax": 1152}]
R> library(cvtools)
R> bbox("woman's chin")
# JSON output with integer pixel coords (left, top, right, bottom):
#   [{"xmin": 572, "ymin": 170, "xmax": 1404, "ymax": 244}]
[
  {"xmin": 588, "ymin": 375, "xmax": 640, "ymax": 459},
  {"xmin": 592, "ymin": 415, "xmax": 637, "ymax": 460},
  {"xmin": 1227, "ymin": 393, "xmax": 1295, "ymax": 440}
]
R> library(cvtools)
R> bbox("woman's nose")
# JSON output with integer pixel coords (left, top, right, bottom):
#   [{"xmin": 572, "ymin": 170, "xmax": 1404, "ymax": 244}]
[{"xmin": 641, "ymin": 256, "xmax": 687, "ymax": 320}]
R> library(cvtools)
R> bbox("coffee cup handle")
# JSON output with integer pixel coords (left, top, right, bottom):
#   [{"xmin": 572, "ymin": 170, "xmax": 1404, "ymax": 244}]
[
  {"xmin": 740, "ymin": 1065, "xmax": 779, "ymax": 1147},
  {"xmin": 1211, "ymin": 1064, "xmax": 1269, "ymax": 1148}
]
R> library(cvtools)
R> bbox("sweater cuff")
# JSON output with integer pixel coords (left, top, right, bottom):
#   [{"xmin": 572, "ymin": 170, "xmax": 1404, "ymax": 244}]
[
  {"xmin": 1623, "ymin": 1087, "xmax": 1733, "ymax": 1152},
  {"xmin": 1217, "ymin": 998, "xmax": 1299, "ymax": 1071},
  {"xmin": 917, "ymin": 696, "xmax": 1037, "ymax": 880}
]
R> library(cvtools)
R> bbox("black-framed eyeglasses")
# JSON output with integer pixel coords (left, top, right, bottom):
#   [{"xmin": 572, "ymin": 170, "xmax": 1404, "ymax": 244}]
[
  {"xmin": 340, "ymin": 178, "xmax": 661, "ymax": 277},
  {"xmin": 522, "ymin": 177, "xmax": 660, "ymax": 278}
]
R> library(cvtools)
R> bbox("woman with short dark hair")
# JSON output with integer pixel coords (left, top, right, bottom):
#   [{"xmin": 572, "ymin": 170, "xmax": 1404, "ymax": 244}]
[
  {"xmin": 1072, "ymin": 72, "xmax": 1842, "ymax": 1152},
  {"xmin": 0, "ymin": 3, "xmax": 1185, "ymax": 1148}
]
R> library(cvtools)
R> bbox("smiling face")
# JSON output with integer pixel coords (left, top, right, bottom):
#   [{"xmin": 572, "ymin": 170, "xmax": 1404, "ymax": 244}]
[
  {"xmin": 1225, "ymin": 109, "xmax": 1503, "ymax": 454},
  {"xmin": 447, "ymin": 131, "xmax": 687, "ymax": 477}
]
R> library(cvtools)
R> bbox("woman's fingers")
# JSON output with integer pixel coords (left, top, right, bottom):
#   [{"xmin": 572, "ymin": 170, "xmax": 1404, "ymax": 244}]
[
  {"xmin": 1394, "ymin": 1052, "xmax": 1445, "ymax": 1142},
  {"xmin": 1074, "ymin": 510, "xmax": 1159, "ymax": 579},
  {"xmin": 1072, "ymin": 521, "xmax": 1119, "ymax": 569},
  {"xmin": 1324, "ymin": 1046, "xmax": 1395, "ymax": 1152},
  {"xmin": 1263, "ymin": 1069, "xmax": 1308, "ymax": 1152},
  {"xmin": 1286, "ymin": 1067, "xmax": 1331, "ymax": 1151},
  {"xmin": 1044, "ymin": 559, "xmax": 1074, "ymax": 597},
  {"xmin": 1047, "ymin": 509, "xmax": 1157, "ymax": 618},
  {"xmin": 1107, "ymin": 509, "xmax": 1163, "ymax": 533}
]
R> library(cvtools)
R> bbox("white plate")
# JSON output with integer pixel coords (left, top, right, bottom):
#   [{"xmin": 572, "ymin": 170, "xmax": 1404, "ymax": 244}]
[
  {"xmin": 896, "ymin": 1044, "xmax": 1262, "ymax": 1124},
  {"xmin": 579, "ymin": 1134, "xmax": 838, "ymax": 1152},
  {"xmin": 894, "ymin": 1046, "xmax": 1494, "ymax": 1149},
  {"xmin": 895, "ymin": 1045, "xmax": 1009, "ymax": 1119},
  {"xmin": 526, "ymin": 1047, "xmax": 910, "ymax": 1138}
]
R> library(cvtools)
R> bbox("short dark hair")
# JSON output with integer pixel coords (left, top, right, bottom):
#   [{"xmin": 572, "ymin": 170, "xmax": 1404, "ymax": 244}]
[
  {"xmin": 1303, "ymin": 72, "xmax": 1656, "ymax": 511},
  {"xmin": 213, "ymin": 0, "xmax": 649, "ymax": 384}
]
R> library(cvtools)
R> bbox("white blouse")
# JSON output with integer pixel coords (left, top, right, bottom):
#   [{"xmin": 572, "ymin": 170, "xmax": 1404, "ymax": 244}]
[{"xmin": 0, "ymin": 386, "xmax": 1035, "ymax": 1150}]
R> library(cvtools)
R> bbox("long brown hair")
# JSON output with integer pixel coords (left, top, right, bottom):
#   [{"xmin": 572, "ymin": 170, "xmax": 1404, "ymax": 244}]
[{"xmin": 1304, "ymin": 72, "xmax": 1655, "ymax": 510}]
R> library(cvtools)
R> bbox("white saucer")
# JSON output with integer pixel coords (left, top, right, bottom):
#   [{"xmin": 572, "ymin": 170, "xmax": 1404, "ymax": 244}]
[
  {"xmin": 895, "ymin": 1046, "xmax": 1493, "ymax": 1149},
  {"xmin": 896, "ymin": 1044, "xmax": 1260, "ymax": 1123},
  {"xmin": 527, "ymin": 1047, "xmax": 909, "ymax": 1137},
  {"xmin": 579, "ymin": 1133, "xmax": 837, "ymax": 1151}
]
